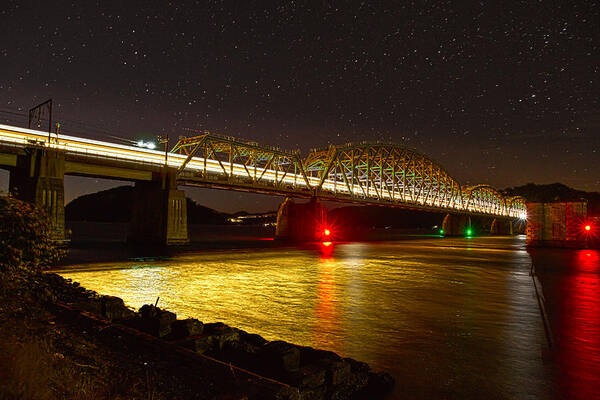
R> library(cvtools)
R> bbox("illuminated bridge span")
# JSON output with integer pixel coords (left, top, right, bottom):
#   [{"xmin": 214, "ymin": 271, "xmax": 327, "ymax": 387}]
[
  {"xmin": 170, "ymin": 134, "xmax": 526, "ymax": 218},
  {"xmin": 0, "ymin": 123, "xmax": 526, "ymax": 243}
]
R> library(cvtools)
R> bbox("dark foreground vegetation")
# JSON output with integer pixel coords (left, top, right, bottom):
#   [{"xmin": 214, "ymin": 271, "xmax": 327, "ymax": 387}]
[{"xmin": 0, "ymin": 196, "xmax": 393, "ymax": 399}]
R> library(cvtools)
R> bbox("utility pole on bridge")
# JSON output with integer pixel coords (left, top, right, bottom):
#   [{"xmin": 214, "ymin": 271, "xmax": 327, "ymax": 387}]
[
  {"xmin": 158, "ymin": 134, "xmax": 169, "ymax": 189},
  {"xmin": 28, "ymin": 99, "xmax": 53, "ymax": 141}
]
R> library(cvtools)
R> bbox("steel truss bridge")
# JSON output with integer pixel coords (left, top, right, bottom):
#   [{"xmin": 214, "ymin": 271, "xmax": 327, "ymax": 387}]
[{"xmin": 0, "ymin": 124, "xmax": 526, "ymax": 219}]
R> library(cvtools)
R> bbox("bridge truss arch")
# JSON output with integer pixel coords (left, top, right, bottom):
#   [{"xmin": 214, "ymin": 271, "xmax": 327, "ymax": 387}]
[
  {"xmin": 303, "ymin": 143, "xmax": 527, "ymax": 218},
  {"xmin": 462, "ymin": 185, "xmax": 507, "ymax": 216},
  {"xmin": 304, "ymin": 143, "xmax": 465, "ymax": 211},
  {"xmin": 506, "ymin": 196, "xmax": 527, "ymax": 219}
]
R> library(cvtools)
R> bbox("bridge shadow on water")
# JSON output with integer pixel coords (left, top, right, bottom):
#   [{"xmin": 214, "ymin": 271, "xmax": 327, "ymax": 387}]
[{"xmin": 60, "ymin": 221, "xmax": 451, "ymax": 265}]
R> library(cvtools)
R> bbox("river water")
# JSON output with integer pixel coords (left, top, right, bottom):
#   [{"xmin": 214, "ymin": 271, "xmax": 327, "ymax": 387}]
[{"xmin": 57, "ymin": 236, "xmax": 600, "ymax": 399}]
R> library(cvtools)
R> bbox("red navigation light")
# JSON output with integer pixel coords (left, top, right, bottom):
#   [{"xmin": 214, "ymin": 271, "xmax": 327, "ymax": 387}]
[
  {"xmin": 585, "ymin": 224, "xmax": 592, "ymax": 232},
  {"xmin": 324, "ymin": 228, "xmax": 331, "ymax": 236}
]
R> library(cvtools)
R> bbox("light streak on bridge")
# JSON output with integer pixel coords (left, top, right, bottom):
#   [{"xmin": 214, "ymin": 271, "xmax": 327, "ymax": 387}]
[{"xmin": 0, "ymin": 123, "xmax": 526, "ymax": 219}]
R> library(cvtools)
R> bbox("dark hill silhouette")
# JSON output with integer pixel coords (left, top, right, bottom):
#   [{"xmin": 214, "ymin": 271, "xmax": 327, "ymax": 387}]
[
  {"xmin": 503, "ymin": 183, "xmax": 600, "ymax": 216},
  {"xmin": 66, "ymin": 186, "xmax": 134, "ymax": 222},
  {"xmin": 65, "ymin": 185, "xmax": 229, "ymax": 224},
  {"xmin": 186, "ymin": 198, "xmax": 230, "ymax": 224}
]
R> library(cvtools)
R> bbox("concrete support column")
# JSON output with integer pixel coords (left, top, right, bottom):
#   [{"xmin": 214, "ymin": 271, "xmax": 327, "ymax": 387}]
[
  {"xmin": 490, "ymin": 218, "xmax": 514, "ymax": 235},
  {"xmin": 513, "ymin": 219, "xmax": 525, "ymax": 235},
  {"xmin": 275, "ymin": 197, "xmax": 327, "ymax": 242},
  {"xmin": 490, "ymin": 218, "xmax": 498, "ymax": 235},
  {"xmin": 442, "ymin": 214, "xmax": 471, "ymax": 236},
  {"xmin": 128, "ymin": 175, "xmax": 188, "ymax": 245},
  {"xmin": 9, "ymin": 149, "xmax": 65, "ymax": 241}
]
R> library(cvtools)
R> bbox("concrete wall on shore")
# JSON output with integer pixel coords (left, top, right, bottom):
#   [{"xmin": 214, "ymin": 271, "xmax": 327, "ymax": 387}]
[{"xmin": 526, "ymin": 201, "xmax": 597, "ymax": 248}]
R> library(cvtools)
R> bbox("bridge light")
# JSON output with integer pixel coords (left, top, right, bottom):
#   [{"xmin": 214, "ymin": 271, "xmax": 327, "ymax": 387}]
[{"xmin": 136, "ymin": 140, "xmax": 157, "ymax": 149}]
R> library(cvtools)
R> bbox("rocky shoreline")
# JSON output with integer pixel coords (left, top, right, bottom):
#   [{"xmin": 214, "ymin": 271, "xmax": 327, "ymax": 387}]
[{"xmin": 19, "ymin": 271, "xmax": 394, "ymax": 399}]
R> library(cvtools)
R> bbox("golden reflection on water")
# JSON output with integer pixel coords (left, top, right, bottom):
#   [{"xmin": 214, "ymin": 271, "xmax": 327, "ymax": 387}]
[
  {"xmin": 58, "ymin": 236, "xmax": 558, "ymax": 399},
  {"xmin": 313, "ymin": 259, "xmax": 340, "ymax": 350}
]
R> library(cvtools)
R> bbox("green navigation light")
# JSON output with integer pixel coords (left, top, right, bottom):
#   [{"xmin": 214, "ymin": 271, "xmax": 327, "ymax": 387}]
[
  {"xmin": 439, "ymin": 229, "xmax": 445, "ymax": 235},
  {"xmin": 466, "ymin": 229, "xmax": 472, "ymax": 236}
]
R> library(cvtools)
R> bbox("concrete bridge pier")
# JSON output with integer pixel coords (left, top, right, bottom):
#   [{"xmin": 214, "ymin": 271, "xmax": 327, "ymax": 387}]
[
  {"xmin": 513, "ymin": 219, "xmax": 526, "ymax": 234},
  {"xmin": 490, "ymin": 218, "xmax": 513, "ymax": 235},
  {"xmin": 128, "ymin": 173, "xmax": 189, "ymax": 245},
  {"xmin": 442, "ymin": 214, "xmax": 472, "ymax": 236},
  {"xmin": 275, "ymin": 197, "xmax": 327, "ymax": 242},
  {"xmin": 9, "ymin": 149, "xmax": 66, "ymax": 241}
]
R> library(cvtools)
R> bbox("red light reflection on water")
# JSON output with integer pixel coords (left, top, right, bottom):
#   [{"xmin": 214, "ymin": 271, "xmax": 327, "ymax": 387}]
[
  {"xmin": 319, "ymin": 241, "xmax": 334, "ymax": 258},
  {"xmin": 556, "ymin": 249, "xmax": 600, "ymax": 399}
]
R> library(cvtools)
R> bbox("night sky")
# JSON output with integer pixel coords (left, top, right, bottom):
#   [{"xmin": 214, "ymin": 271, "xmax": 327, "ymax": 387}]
[{"xmin": 1, "ymin": 1, "xmax": 598, "ymax": 212}]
